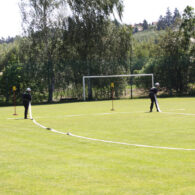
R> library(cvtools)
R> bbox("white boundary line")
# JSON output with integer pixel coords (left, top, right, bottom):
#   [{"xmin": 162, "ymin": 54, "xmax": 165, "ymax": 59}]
[
  {"xmin": 63, "ymin": 111, "xmax": 144, "ymax": 117},
  {"xmin": 68, "ymin": 133, "xmax": 195, "ymax": 151},
  {"xmin": 28, "ymin": 103, "xmax": 195, "ymax": 151},
  {"xmin": 32, "ymin": 118, "xmax": 195, "ymax": 151},
  {"xmin": 7, "ymin": 110, "xmax": 195, "ymax": 120},
  {"xmin": 8, "ymin": 108, "xmax": 195, "ymax": 120},
  {"xmin": 7, "ymin": 117, "xmax": 24, "ymax": 120},
  {"xmin": 7, "ymin": 111, "xmax": 143, "ymax": 119},
  {"xmin": 161, "ymin": 112, "xmax": 195, "ymax": 116}
]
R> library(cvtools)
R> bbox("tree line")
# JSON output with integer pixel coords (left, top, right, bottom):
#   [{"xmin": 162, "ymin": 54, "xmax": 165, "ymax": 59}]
[
  {"xmin": 0, "ymin": 1, "xmax": 194, "ymax": 104},
  {"xmin": 132, "ymin": 7, "xmax": 182, "ymax": 33},
  {"xmin": 157, "ymin": 7, "xmax": 181, "ymax": 30}
]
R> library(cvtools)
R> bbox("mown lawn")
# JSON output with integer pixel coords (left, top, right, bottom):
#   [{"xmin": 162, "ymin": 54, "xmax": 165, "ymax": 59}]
[{"xmin": 0, "ymin": 98, "xmax": 195, "ymax": 195}]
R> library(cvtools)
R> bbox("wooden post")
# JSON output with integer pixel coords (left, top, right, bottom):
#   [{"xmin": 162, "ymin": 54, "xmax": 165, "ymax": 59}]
[
  {"xmin": 13, "ymin": 86, "xmax": 17, "ymax": 115},
  {"xmin": 111, "ymin": 82, "xmax": 114, "ymax": 111}
]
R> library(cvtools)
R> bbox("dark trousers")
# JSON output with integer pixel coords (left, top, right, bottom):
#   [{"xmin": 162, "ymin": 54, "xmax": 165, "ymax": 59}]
[
  {"xmin": 150, "ymin": 94, "xmax": 159, "ymax": 112},
  {"xmin": 23, "ymin": 102, "xmax": 29, "ymax": 119}
]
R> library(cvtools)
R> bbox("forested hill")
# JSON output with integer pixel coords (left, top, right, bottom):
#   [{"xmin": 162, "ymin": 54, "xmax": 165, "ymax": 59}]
[{"xmin": 133, "ymin": 30, "xmax": 165, "ymax": 43}]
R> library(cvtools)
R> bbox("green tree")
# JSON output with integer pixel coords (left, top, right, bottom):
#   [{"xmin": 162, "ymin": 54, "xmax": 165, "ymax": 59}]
[
  {"xmin": 20, "ymin": 0, "xmax": 65, "ymax": 102},
  {"xmin": 140, "ymin": 6, "xmax": 194, "ymax": 95},
  {"xmin": 157, "ymin": 15, "xmax": 166, "ymax": 30},
  {"xmin": 0, "ymin": 47, "xmax": 24, "ymax": 103},
  {"xmin": 165, "ymin": 7, "xmax": 173, "ymax": 27},
  {"xmin": 180, "ymin": 6, "xmax": 195, "ymax": 50},
  {"xmin": 67, "ymin": 0, "xmax": 123, "ymax": 100},
  {"xmin": 143, "ymin": 19, "xmax": 149, "ymax": 30},
  {"xmin": 173, "ymin": 8, "xmax": 181, "ymax": 23},
  {"xmin": 20, "ymin": 0, "xmax": 124, "ymax": 101},
  {"xmin": 180, "ymin": 6, "xmax": 195, "ymax": 89}
]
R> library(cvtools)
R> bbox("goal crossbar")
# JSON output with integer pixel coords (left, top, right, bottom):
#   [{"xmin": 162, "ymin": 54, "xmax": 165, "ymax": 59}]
[{"xmin": 83, "ymin": 74, "xmax": 154, "ymax": 100}]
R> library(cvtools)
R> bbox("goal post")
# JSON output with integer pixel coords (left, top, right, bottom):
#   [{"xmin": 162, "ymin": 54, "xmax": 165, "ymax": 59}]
[{"xmin": 83, "ymin": 74, "xmax": 154, "ymax": 101}]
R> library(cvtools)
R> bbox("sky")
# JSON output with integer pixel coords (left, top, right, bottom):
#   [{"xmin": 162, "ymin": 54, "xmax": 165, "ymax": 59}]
[{"xmin": 0, "ymin": 0, "xmax": 194, "ymax": 38}]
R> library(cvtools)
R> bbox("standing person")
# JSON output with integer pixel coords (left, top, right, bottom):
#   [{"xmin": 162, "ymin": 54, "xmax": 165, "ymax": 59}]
[
  {"xmin": 23, "ymin": 88, "xmax": 32, "ymax": 119},
  {"xmin": 149, "ymin": 83, "xmax": 161, "ymax": 112}
]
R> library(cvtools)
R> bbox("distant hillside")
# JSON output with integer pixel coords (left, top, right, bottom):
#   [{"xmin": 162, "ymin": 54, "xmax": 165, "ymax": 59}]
[{"xmin": 133, "ymin": 30, "xmax": 165, "ymax": 43}]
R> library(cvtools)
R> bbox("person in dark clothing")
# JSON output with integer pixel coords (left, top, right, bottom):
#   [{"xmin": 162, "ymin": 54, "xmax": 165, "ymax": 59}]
[
  {"xmin": 149, "ymin": 83, "xmax": 160, "ymax": 112},
  {"xmin": 23, "ymin": 88, "xmax": 32, "ymax": 119}
]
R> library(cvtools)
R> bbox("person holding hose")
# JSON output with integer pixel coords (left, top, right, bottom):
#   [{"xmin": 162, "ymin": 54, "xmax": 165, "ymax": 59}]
[
  {"xmin": 149, "ymin": 83, "xmax": 161, "ymax": 112},
  {"xmin": 22, "ymin": 88, "xmax": 32, "ymax": 119}
]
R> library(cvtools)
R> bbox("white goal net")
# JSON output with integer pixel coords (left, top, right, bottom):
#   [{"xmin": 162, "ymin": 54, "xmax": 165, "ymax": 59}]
[{"xmin": 83, "ymin": 74, "xmax": 154, "ymax": 101}]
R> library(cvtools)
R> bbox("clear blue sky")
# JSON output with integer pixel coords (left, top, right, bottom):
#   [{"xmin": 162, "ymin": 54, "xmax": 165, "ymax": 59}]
[{"xmin": 0, "ymin": 0, "xmax": 194, "ymax": 38}]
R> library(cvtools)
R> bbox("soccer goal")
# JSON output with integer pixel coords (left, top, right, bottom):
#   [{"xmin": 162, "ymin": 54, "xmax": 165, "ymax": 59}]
[{"xmin": 83, "ymin": 74, "xmax": 154, "ymax": 101}]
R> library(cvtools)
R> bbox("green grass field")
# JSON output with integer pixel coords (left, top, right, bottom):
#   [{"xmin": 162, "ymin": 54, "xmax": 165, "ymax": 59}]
[{"xmin": 0, "ymin": 98, "xmax": 195, "ymax": 195}]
